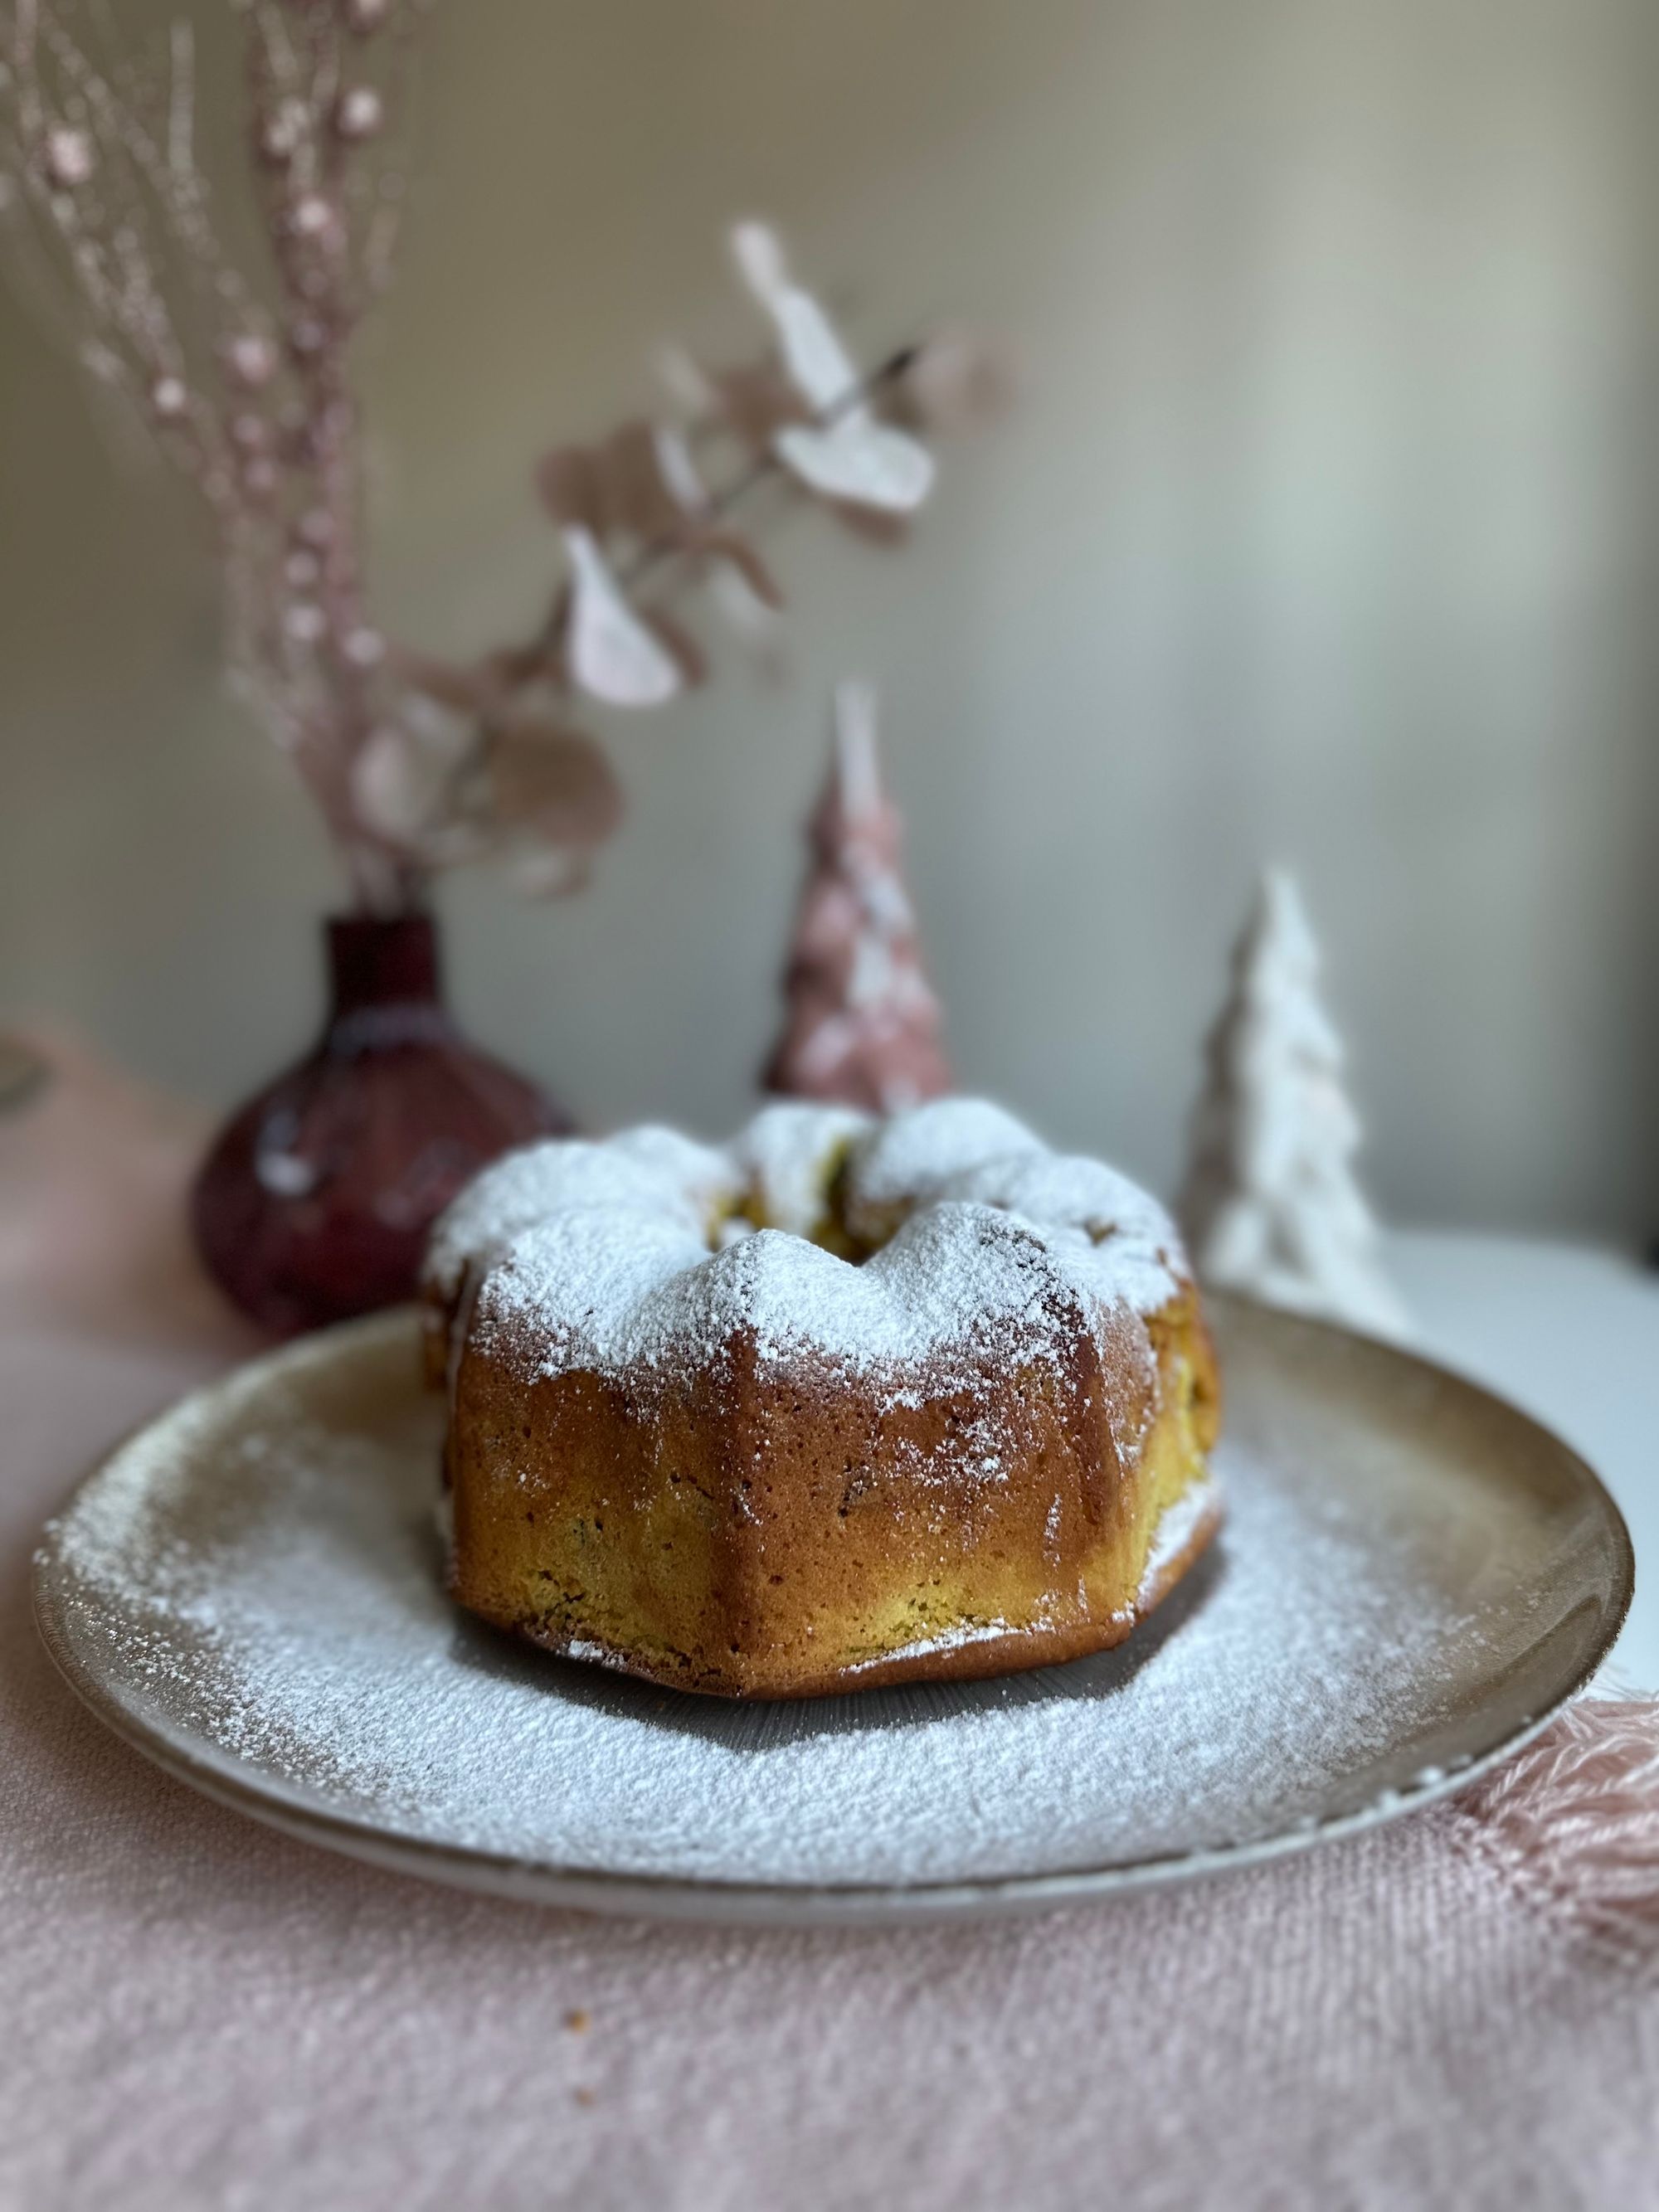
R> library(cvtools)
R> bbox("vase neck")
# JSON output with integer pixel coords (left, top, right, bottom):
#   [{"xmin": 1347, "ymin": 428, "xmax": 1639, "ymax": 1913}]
[{"xmin": 327, "ymin": 913, "xmax": 441, "ymax": 1017}]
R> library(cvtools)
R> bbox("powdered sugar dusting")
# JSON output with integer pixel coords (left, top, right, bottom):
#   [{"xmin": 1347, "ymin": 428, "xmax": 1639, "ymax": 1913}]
[
  {"xmin": 423, "ymin": 1132, "xmax": 732, "ymax": 1305},
  {"xmin": 732, "ymin": 1101, "xmax": 872, "ymax": 1236},
  {"xmin": 1138, "ymin": 1475, "xmax": 1220, "ymax": 1606},
  {"xmin": 841, "ymin": 1097, "xmax": 1040, "ymax": 1237},
  {"xmin": 42, "ymin": 1318, "xmax": 1499, "ymax": 1891},
  {"xmin": 842, "ymin": 1616, "xmax": 1022, "ymax": 1675},
  {"xmin": 930, "ymin": 1150, "xmax": 1185, "ymax": 1317},
  {"xmin": 479, "ymin": 1201, "xmax": 1148, "ymax": 1403},
  {"xmin": 435, "ymin": 1099, "xmax": 1188, "ymax": 1408}
]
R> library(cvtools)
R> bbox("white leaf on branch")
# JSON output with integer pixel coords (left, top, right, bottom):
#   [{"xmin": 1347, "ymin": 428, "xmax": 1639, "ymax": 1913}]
[
  {"xmin": 350, "ymin": 693, "xmax": 475, "ymax": 845},
  {"xmin": 655, "ymin": 342, "xmax": 718, "ymax": 419},
  {"xmin": 1179, "ymin": 869, "xmax": 1411, "ymax": 1342},
  {"xmin": 730, "ymin": 220, "xmax": 935, "ymax": 513},
  {"xmin": 774, "ymin": 415, "xmax": 934, "ymax": 513},
  {"xmin": 562, "ymin": 524, "xmax": 682, "ymax": 707},
  {"xmin": 653, "ymin": 421, "xmax": 785, "ymax": 659},
  {"xmin": 650, "ymin": 422, "xmax": 708, "ymax": 516},
  {"xmin": 731, "ymin": 221, "xmax": 858, "ymax": 414}
]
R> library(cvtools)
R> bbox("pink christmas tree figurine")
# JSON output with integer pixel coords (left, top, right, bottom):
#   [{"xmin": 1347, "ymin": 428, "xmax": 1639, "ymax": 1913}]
[{"xmin": 764, "ymin": 684, "xmax": 951, "ymax": 1114}]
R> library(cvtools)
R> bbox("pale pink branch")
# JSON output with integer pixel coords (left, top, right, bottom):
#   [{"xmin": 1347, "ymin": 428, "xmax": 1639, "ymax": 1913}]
[{"xmin": 2, "ymin": 25, "xmax": 986, "ymax": 919}]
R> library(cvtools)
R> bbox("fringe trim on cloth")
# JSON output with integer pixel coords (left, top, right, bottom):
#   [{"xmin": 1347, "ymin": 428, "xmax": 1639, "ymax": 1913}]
[{"xmin": 1452, "ymin": 1696, "xmax": 1659, "ymax": 1968}]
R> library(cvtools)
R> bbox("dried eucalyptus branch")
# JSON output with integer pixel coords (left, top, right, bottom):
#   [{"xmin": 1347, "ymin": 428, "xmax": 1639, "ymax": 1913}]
[{"xmin": 0, "ymin": 7, "xmax": 1010, "ymax": 911}]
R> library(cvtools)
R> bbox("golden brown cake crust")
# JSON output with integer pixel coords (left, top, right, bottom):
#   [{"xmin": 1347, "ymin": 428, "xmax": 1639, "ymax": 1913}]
[{"xmin": 432, "ymin": 1101, "xmax": 1222, "ymax": 1700}]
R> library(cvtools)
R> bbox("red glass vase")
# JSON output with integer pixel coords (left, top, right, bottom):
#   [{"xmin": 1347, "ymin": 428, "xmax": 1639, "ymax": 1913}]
[{"xmin": 191, "ymin": 912, "xmax": 571, "ymax": 1335}]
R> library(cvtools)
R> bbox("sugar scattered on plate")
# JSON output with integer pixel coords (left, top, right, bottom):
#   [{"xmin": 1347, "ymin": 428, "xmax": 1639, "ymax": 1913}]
[{"xmin": 48, "ymin": 1384, "xmax": 1481, "ymax": 1889}]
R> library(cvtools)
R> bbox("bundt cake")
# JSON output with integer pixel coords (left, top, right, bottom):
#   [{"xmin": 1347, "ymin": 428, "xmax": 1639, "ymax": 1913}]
[{"xmin": 424, "ymin": 1099, "xmax": 1221, "ymax": 1699}]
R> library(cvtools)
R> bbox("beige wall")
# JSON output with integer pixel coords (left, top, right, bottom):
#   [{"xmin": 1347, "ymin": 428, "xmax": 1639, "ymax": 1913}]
[{"xmin": 4, "ymin": 0, "xmax": 1657, "ymax": 1236}]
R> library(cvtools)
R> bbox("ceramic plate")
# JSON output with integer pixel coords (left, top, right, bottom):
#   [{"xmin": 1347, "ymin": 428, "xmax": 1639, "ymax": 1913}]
[{"xmin": 33, "ymin": 1297, "xmax": 1631, "ymax": 1925}]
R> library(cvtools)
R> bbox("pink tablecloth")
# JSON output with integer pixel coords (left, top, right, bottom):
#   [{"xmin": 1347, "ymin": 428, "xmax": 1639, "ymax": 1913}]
[{"xmin": 3, "ymin": 1038, "xmax": 1657, "ymax": 2212}]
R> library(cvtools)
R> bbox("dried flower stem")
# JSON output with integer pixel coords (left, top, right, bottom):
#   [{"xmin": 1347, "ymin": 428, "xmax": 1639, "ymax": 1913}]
[
  {"xmin": 525, "ymin": 343, "xmax": 920, "ymax": 662},
  {"xmin": 0, "ymin": 14, "xmax": 975, "ymax": 912},
  {"xmin": 0, "ymin": 0, "xmax": 423, "ymax": 912}
]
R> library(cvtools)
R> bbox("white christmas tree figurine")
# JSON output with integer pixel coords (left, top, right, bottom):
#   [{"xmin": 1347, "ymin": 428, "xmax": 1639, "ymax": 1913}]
[{"xmin": 1179, "ymin": 870, "xmax": 1411, "ymax": 1341}]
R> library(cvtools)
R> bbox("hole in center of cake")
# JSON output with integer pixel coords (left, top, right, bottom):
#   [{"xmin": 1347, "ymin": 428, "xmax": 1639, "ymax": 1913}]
[{"xmin": 707, "ymin": 1142, "xmax": 875, "ymax": 1262}]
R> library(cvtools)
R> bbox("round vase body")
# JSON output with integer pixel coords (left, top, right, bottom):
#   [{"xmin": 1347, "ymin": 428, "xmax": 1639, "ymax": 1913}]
[{"xmin": 192, "ymin": 915, "xmax": 570, "ymax": 1334}]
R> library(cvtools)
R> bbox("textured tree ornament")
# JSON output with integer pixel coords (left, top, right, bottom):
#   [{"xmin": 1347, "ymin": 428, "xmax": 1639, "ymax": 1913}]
[
  {"xmin": 1179, "ymin": 870, "xmax": 1411, "ymax": 1341},
  {"xmin": 730, "ymin": 220, "xmax": 935, "ymax": 513},
  {"xmin": 763, "ymin": 683, "xmax": 951, "ymax": 1114}
]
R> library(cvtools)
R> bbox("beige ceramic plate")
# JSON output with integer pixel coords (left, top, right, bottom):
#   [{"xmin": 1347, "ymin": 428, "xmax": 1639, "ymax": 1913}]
[{"xmin": 34, "ymin": 1297, "xmax": 1631, "ymax": 1925}]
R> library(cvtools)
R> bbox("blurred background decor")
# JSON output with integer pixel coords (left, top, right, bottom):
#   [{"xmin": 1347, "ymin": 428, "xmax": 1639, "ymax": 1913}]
[
  {"xmin": 0, "ymin": 1024, "xmax": 256, "ymax": 1351},
  {"xmin": 5, "ymin": 0, "xmax": 1653, "ymax": 1247},
  {"xmin": 1180, "ymin": 869, "xmax": 1410, "ymax": 1340},
  {"xmin": 763, "ymin": 681, "xmax": 952, "ymax": 1114},
  {"xmin": 0, "ymin": 2, "xmax": 1000, "ymax": 1330},
  {"xmin": 187, "ymin": 908, "xmax": 562, "ymax": 1333}
]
